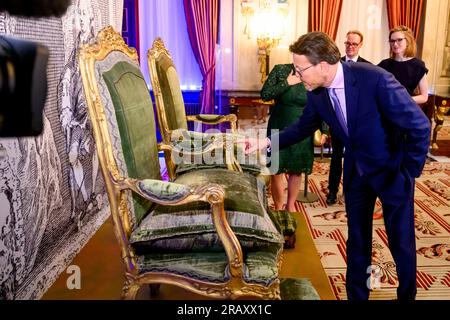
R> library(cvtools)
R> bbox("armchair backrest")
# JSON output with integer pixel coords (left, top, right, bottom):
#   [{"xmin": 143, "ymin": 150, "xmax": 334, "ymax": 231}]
[
  {"xmin": 147, "ymin": 38, "xmax": 188, "ymax": 143},
  {"xmin": 79, "ymin": 26, "xmax": 161, "ymax": 232}
]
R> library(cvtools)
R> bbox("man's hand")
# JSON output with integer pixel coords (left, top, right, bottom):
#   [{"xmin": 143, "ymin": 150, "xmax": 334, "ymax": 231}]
[
  {"xmin": 236, "ymin": 136, "xmax": 270, "ymax": 155},
  {"xmin": 287, "ymin": 73, "xmax": 301, "ymax": 86},
  {"xmin": 320, "ymin": 133, "xmax": 328, "ymax": 146}
]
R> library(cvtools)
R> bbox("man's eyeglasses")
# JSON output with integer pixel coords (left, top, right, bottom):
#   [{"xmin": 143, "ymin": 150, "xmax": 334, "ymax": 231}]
[
  {"xmin": 344, "ymin": 41, "xmax": 360, "ymax": 47},
  {"xmin": 295, "ymin": 64, "xmax": 315, "ymax": 78},
  {"xmin": 389, "ymin": 38, "xmax": 405, "ymax": 45}
]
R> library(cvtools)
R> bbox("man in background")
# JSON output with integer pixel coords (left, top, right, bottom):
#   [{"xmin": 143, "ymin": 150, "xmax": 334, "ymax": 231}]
[{"xmin": 326, "ymin": 30, "xmax": 371, "ymax": 205}]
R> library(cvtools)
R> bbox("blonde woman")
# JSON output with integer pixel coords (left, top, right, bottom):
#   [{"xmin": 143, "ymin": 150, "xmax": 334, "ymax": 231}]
[
  {"xmin": 376, "ymin": 26, "xmax": 429, "ymax": 220},
  {"xmin": 378, "ymin": 25, "xmax": 428, "ymax": 104}
]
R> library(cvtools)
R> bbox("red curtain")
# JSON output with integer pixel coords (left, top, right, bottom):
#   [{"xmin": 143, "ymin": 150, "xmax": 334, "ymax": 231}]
[
  {"xmin": 183, "ymin": 0, "xmax": 220, "ymax": 115},
  {"xmin": 308, "ymin": 0, "xmax": 343, "ymax": 40},
  {"xmin": 386, "ymin": 0, "xmax": 425, "ymax": 39}
]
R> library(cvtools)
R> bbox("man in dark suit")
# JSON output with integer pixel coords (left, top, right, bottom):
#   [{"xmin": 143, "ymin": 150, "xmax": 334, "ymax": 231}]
[
  {"xmin": 241, "ymin": 32, "xmax": 430, "ymax": 300},
  {"xmin": 342, "ymin": 30, "xmax": 370, "ymax": 63},
  {"xmin": 327, "ymin": 30, "xmax": 371, "ymax": 205}
]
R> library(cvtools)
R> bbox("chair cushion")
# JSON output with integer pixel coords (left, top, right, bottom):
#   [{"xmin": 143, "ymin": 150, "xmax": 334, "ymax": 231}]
[
  {"xmin": 280, "ymin": 278, "xmax": 320, "ymax": 300},
  {"xmin": 130, "ymin": 169, "xmax": 284, "ymax": 251},
  {"xmin": 269, "ymin": 210, "xmax": 298, "ymax": 248},
  {"xmin": 176, "ymin": 163, "xmax": 263, "ymax": 176},
  {"xmin": 269, "ymin": 210, "xmax": 297, "ymax": 236},
  {"xmin": 156, "ymin": 56, "xmax": 188, "ymax": 131},
  {"xmin": 169, "ymin": 130, "xmax": 264, "ymax": 176},
  {"xmin": 136, "ymin": 243, "xmax": 282, "ymax": 287}
]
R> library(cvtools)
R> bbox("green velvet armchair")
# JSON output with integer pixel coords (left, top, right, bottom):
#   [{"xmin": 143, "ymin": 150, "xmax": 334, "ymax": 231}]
[
  {"xmin": 78, "ymin": 26, "xmax": 284, "ymax": 300},
  {"xmin": 147, "ymin": 38, "xmax": 264, "ymax": 181}
]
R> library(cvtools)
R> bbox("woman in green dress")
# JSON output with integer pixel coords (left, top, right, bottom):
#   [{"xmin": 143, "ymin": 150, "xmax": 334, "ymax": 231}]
[{"xmin": 261, "ymin": 63, "xmax": 314, "ymax": 212}]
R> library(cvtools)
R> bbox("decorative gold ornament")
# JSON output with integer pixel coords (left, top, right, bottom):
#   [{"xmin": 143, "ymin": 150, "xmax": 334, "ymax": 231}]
[{"xmin": 240, "ymin": 0, "xmax": 289, "ymax": 83}]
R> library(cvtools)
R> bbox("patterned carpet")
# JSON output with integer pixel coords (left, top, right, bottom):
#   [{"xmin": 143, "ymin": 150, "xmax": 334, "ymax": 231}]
[{"xmin": 277, "ymin": 160, "xmax": 450, "ymax": 300}]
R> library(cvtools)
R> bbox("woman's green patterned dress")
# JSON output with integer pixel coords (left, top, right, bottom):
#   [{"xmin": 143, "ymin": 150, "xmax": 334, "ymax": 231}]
[{"xmin": 261, "ymin": 63, "xmax": 313, "ymax": 175}]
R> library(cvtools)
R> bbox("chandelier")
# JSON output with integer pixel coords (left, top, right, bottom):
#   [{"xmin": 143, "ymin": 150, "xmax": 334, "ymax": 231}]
[{"xmin": 241, "ymin": 0, "xmax": 289, "ymax": 83}]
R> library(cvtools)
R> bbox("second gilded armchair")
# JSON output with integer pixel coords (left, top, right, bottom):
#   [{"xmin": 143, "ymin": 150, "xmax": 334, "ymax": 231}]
[{"xmin": 148, "ymin": 38, "xmax": 264, "ymax": 180}]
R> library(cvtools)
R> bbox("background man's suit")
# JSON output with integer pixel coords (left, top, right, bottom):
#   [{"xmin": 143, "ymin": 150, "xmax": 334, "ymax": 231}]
[
  {"xmin": 327, "ymin": 57, "xmax": 371, "ymax": 203},
  {"xmin": 346, "ymin": 56, "xmax": 370, "ymax": 63},
  {"xmin": 275, "ymin": 62, "xmax": 430, "ymax": 299}
]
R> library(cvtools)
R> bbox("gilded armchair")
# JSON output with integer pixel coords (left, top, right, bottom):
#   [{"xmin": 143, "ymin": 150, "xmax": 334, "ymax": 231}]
[
  {"xmin": 147, "ymin": 38, "xmax": 264, "ymax": 180},
  {"xmin": 78, "ymin": 26, "xmax": 284, "ymax": 300},
  {"xmin": 431, "ymin": 99, "xmax": 449, "ymax": 151}
]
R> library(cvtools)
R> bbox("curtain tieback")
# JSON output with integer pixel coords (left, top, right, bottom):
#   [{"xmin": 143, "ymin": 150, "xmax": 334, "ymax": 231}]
[{"xmin": 203, "ymin": 63, "xmax": 216, "ymax": 79}]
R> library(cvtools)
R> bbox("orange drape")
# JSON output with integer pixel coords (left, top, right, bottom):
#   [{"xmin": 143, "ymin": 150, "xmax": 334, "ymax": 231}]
[
  {"xmin": 386, "ymin": 0, "xmax": 425, "ymax": 39},
  {"xmin": 308, "ymin": 0, "xmax": 343, "ymax": 41}
]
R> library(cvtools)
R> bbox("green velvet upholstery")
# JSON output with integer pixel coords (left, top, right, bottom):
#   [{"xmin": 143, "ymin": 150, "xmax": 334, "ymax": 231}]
[
  {"xmin": 155, "ymin": 55, "xmax": 187, "ymax": 131},
  {"xmin": 82, "ymin": 27, "xmax": 284, "ymax": 299},
  {"xmin": 280, "ymin": 278, "xmax": 320, "ymax": 300},
  {"xmin": 133, "ymin": 233, "xmax": 274, "ymax": 253},
  {"xmin": 136, "ymin": 244, "xmax": 282, "ymax": 286},
  {"xmin": 168, "ymin": 128, "xmax": 222, "ymax": 166},
  {"xmin": 103, "ymin": 61, "xmax": 161, "ymax": 224},
  {"xmin": 138, "ymin": 179, "xmax": 191, "ymax": 202},
  {"xmin": 170, "ymin": 131, "xmax": 263, "ymax": 176},
  {"xmin": 130, "ymin": 169, "xmax": 284, "ymax": 251},
  {"xmin": 270, "ymin": 210, "xmax": 297, "ymax": 237},
  {"xmin": 269, "ymin": 210, "xmax": 298, "ymax": 249}
]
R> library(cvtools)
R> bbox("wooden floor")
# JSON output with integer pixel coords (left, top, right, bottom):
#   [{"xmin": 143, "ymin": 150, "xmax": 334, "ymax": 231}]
[{"xmin": 42, "ymin": 212, "xmax": 335, "ymax": 300}]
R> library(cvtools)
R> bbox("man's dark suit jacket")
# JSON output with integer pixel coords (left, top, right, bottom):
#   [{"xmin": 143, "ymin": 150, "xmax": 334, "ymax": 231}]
[{"xmin": 275, "ymin": 62, "xmax": 430, "ymax": 204}]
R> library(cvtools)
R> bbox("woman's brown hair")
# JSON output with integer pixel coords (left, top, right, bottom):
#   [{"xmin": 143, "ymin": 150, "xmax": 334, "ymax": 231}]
[{"xmin": 389, "ymin": 25, "xmax": 416, "ymax": 58}]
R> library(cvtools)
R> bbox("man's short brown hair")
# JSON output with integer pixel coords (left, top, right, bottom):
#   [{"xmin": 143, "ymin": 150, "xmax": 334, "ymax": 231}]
[
  {"xmin": 289, "ymin": 32, "xmax": 341, "ymax": 65},
  {"xmin": 346, "ymin": 30, "xmax": 364, "ymax": 43}
]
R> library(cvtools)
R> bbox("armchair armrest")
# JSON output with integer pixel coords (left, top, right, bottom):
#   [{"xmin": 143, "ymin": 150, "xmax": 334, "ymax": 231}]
[
  {"xmin": 115, "ymin": 176, "xmax": 244, "ymax": 278},
  {"xmin": 186, "ymin": 114, "xmax": 237, "ymax": 133},
  {"xmin": 159, "ymin": 129, "xmax": 243, "ymax": 173},
  {"xmin": 138, "ymin": 179, "xmax": 192, "ymax": 203}
]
